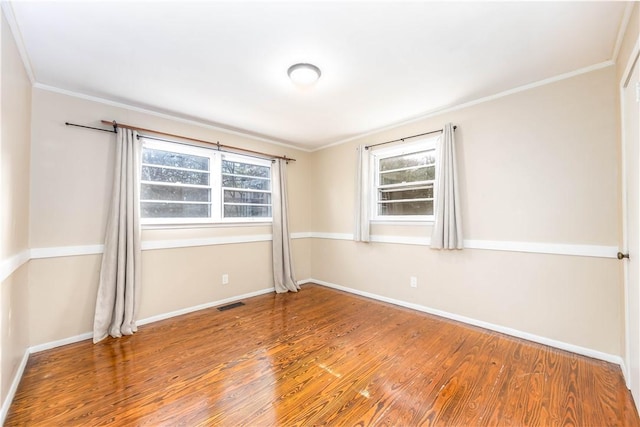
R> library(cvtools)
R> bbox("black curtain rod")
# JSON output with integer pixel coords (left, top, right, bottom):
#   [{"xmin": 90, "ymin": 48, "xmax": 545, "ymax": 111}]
[
  {"xmin": 365, "ymin": 125, "xmax": 457, "ymax": 150},
  {"xmin": 65, "ymin": 120, "xmax": 296, "ymax": 162},
  {"xmin": 65, "ymin": 122, "xmax": 116, "ymax": 133}
]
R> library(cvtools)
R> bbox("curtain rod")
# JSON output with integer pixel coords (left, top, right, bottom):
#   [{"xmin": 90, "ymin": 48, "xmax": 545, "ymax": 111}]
[
  {"xmin": 65, "ymin": 120, "xmax": 295, "ymax": 162},
  {"xmin": 65, "ymin": 122, "xmax": 116, "ymax": 133},
  {"xmin": 101, "ymin": 120, "xmax": 296, "ymax": 162},
  {"xmin": 364, "ymin": 125, "xmax": 457, "ymax": 150}
]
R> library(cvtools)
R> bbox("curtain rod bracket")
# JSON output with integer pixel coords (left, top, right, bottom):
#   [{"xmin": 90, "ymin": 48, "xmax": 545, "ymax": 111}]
[
  {"xmin": 112, "ymin": 120, "xmax": 118, "ymax": 133},
  {"xmin": 216, "ymin": 141, "xmax": 220, "ymax": 151}
]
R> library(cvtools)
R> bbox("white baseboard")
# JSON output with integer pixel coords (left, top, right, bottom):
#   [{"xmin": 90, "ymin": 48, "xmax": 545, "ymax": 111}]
[
  {"xmin": 29, "ymin": 332, "xmax": 94, "ymax": 354},
  {"xmin": 137, "ymin": 287, "xmax": 275, "ymax": 326},
  {"xmin": 29, "ymin": 286, "xmax": 277, "ymax": 354},
  {"xmin": 0, "ymin": 349, "xmax": 30, "ymax": 425},
  {"xmin": 620, "ymin": 358, "xmax": 630, "ymax": 389},
  {"xmin": 309, "ymin": 278, "xmax": 625, "ymax": 368}
]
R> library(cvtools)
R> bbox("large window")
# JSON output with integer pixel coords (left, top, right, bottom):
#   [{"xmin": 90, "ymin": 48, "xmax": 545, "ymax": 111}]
[
  {"xmin": 372, "ymin": 137, "xmax": 438, "ymax": 221},
  {"xmin": 140, "ymin": 139, "xmax": 272, "ymax": 224}
]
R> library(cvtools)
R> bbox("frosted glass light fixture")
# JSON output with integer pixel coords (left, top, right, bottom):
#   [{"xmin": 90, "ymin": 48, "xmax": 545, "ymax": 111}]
[{"xmin": 287, "ymin": 63, "xmax": 321, "ymax": 85}]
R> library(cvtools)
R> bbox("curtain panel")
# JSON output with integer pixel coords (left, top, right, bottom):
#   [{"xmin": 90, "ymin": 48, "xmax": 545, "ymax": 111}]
[
  {"xmin": 355, "ymin": 145, "xmax": 371, "ymax": 242},
  {"xmin": 272, "ymin": 159, "xmax": 299, "ymax": 293},
  {"xmin": 93, "ymin": 128, "xmax": 142, "ymax": 343},
  {"xmin": 431, "ymin": 123, "xmax": 463, "ymax": 249}
]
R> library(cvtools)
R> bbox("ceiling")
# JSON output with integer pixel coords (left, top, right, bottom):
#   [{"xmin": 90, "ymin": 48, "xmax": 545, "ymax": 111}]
[{"xmin": 5, "ymin": 1, "xmax": 630, "ymax": 150}]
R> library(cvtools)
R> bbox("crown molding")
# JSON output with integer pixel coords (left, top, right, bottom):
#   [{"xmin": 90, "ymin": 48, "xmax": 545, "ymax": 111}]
[
  {"xmin": 33, "ymin": 83, "xmax": 313, "ymax": 153},
  {"xmin": 1, "ymin": 1, "xmax": 35, "ymax": 84},
  {"xmin": 611, "ymin": 2, "xmax": 636, "ymax": 64},
  {"xmin": 313, "ymin": 60, "xmax": 615, "ymax": 152}
]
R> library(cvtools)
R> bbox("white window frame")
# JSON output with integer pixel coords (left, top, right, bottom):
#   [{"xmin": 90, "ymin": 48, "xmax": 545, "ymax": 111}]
[
  {"xmin": 140, "ymin": 139, "xmax": 272, "ymax": 225},
  {"xmin": 220, "ymin": 152, "xmax": 274, "ymax": 223},
  {"xmin": 371, "ymin": 136, "xmax": 439, "ymax": 222}
]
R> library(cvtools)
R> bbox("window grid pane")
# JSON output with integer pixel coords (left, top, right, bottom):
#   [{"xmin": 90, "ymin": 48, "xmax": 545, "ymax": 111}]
[
  {"xmin": 378, "ymin": 201, "xmax": 434, "ymax": 216},
  {"xmin": 222, "ymin": 158, "xmax": 272, "ymax": 219},
  {"xmin": 380, "ymin": 186, "xmax": 433, "ymax": 201},
  {"xmin": 224, "ymin": 205, "xmax": 272, "ymax": 218},
  {"xmin": 375, "ymin": 145, "xmax": 436, "ymax": 218},
  {"xmin": 222, "ymin": 160, "xmax": 270, "ymax": 178},
  {"xmin": 142, "ymin": 148, "xmax": 209, "ymax": 171},
  {"xmin": 223, "ymin": 189, "xmax": 272, "ymax": 204},
  {"xmin": 141, "ymin": 184, "xmax": 211, "ymax": 202},
  {"xmin": 141, "ymin": 202, "xmax": 211, "ymax": 218},
  {"xmin": 222, "ymin": 175, "xmax": 271, "ymax": 191},
  {"xmin": 379, "ymin": 165, "xmax": 435, "ymax": 186},
  {"xmin": 379, "ymin": 150, "xmax": 435, "ymax": 172},
  {"xmin": 142, "ymin": 165, "xmax": 210, "ymax": 186}
]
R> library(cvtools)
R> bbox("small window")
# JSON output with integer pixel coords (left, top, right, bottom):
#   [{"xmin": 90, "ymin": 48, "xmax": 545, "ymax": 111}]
[
  {"xmin": 221, "ymin": 154, "xmax": 272, "ymax": 219},
  {"xmin": 140, "ymin": 139, "xmax": 272, "ymax": 224},
  {"xmin": 372, "ymin": 137, "xmax": 438, "ymax": 221}
]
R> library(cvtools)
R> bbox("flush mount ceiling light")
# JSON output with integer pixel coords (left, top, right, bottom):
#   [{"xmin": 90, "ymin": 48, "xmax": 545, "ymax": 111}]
[{"xmin": 287, "ymin": 63, "xmax": 321, "ymax": 85}]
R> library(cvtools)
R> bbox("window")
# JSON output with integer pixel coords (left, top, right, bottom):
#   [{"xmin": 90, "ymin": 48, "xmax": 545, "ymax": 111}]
[
  {"xmin": 221, "ymin": 154, "xmax": 272, "ymax": 219},
  {"xmin": 372, "ymin": 137, "xmax": 438, "ymax": 221},
  {"xmin": 140, "ymin": 139, "xmax": 272, "ymax": 224}
]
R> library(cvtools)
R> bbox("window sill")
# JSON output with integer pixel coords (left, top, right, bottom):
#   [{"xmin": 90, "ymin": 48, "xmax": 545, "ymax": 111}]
[
  {"xmin": 370, "ymin": 220, "xmax": 434, "ymax": 226},
  {"xmin": 142, "ymin": 221, "xmax": 272, "ymax": 230}
]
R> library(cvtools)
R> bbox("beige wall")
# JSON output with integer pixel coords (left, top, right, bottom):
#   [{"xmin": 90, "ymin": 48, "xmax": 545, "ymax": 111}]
[
  {"xmin": 30, "ymin": 89, "xmax": 312, "ymax": 247},
  {"xmin": 28, "ymin": 88, "xmax": 311, "ymax": 346},
  {"xmin": 1, "ymin": 13, "xmax": 31, "ymax": 259},
  {"xmin": 312, "ymin": 240, "xmax": 621, "ymax": 354},
  {"xmin": 310, "ymin": 66, "xmax": 623, "ymax": 355},
  {"xmin": 313, "ymin": 67, "xmax": 619, "ymax": 244},
  {"xmin": 1, "ymin": 8, "xmax": 32, "ymax": 406}
]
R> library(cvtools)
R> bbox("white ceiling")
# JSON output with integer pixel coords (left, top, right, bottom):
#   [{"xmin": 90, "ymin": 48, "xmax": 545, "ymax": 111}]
[{"xmin": 6, "ymin": 1, "xmax": 630, "ymax": 150}]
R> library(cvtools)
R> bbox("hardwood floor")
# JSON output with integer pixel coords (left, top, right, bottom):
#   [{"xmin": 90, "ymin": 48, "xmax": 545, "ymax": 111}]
[{"xmin": 6, "ymin": 284, "xmax": 639, "ymax": 426}]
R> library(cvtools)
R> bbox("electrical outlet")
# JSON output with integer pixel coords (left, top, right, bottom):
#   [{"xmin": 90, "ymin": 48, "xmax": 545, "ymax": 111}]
[
  {"xmin": 222, "ymin": 274, "xmax": 229, "ymax": 285},
  {"xmin": 410, "ymin": 276, "xmax": 418, "ymax": 288}
]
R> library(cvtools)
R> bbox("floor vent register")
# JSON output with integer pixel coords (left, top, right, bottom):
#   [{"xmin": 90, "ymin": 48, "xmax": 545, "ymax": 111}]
[{"xmin": 217, "ymin": 302, "xmax": 246, "ymax": 311}]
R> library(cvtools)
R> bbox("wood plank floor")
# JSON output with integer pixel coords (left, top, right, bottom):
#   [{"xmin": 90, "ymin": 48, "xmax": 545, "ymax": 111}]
[{"xmin": 6, "ymin": 284, "xmax": 639, "ymax": 426}]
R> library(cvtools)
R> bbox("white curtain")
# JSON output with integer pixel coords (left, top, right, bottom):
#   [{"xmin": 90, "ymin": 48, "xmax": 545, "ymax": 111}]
[
  {"xmin": 93, "ymin": 128, "xmax": 142, "ymax": 343},
  {"xmin": 272, "ymin": 159, "xmax": 299, "ymax": 293},
  {"xmin": 355, "ymin": 145, "xmax": 371, "ymax": 242},
  {"xmin": 431, "ymin": 123, "xmax": 463, "ymax": 249}
]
